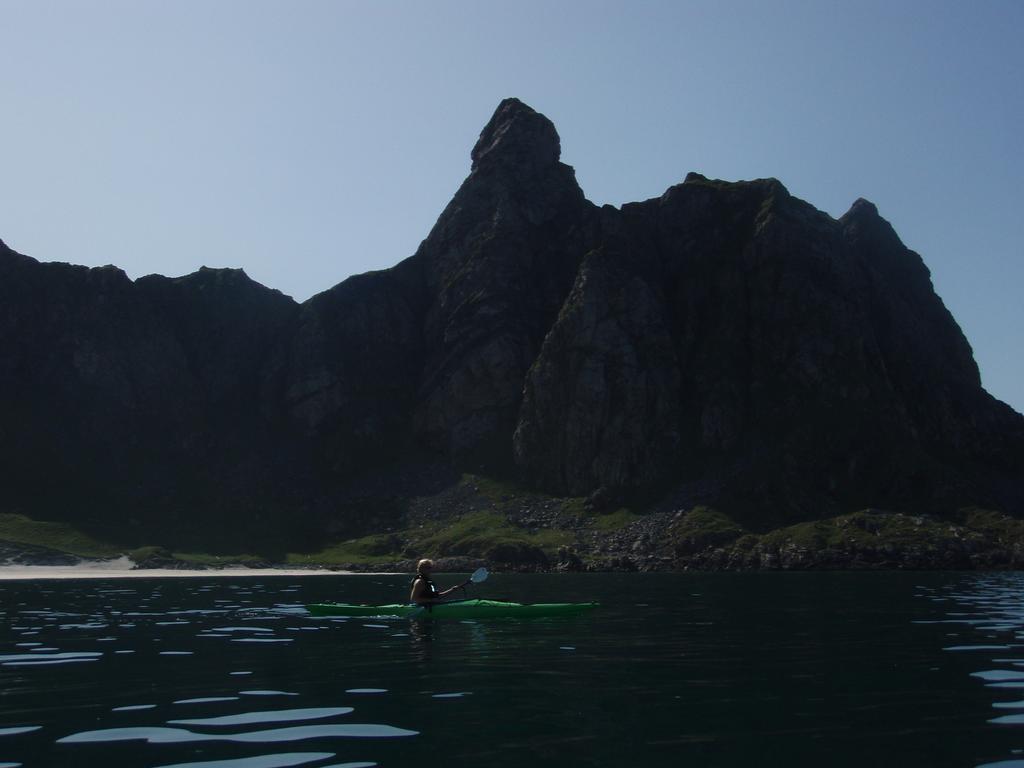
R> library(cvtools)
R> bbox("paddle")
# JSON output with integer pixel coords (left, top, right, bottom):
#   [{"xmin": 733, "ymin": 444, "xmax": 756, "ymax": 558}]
[
  {"xmin": 469, "ymin": 567, "xmax": 489, "ymax": 585},
  {"xmin": 458, "ymin": 567, "xmax": 489, "ymax": 597}
]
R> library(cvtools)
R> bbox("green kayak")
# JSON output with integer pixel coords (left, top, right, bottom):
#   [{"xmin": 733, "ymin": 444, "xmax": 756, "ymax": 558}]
[{"xmin": 306, "ymin": 598, "xmax": 598, "ymax": 619}]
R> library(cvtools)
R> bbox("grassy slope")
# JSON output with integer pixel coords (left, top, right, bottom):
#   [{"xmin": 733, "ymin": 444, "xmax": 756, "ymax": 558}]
[
  {"xmin": 287, "ymin": 511, "xmax": 576, "ymax": 567},
  {"xmin": 0, "ymin": 514, "xmax": 266, "ymax": 566},
  {"xmin": 0, "ymin": 513, "xmax": 123, "ymax": 558},
  {"xmin": 665, "ymin": 506, "xmax": 1024, "ymax": 565},
  {"xmin": 3, "ymin": 473, "xmax": 1021, "ymax": 569}
]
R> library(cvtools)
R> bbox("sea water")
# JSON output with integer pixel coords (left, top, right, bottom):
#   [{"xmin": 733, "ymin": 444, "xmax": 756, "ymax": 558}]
[{"xmin": 1, "ymin": 571, "xmax": 1022, "ymax": 767}]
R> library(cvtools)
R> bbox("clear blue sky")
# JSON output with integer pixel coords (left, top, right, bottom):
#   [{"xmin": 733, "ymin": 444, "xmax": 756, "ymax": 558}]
[{"xmin": 2, "ymin": 1, "xmax": 1021, "ymax": 413}]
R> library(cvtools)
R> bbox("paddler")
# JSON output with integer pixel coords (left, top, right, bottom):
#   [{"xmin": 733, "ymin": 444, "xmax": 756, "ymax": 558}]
[{"xmin": 410, "ymin": 559, "xmax": 468, "ymax": 605}]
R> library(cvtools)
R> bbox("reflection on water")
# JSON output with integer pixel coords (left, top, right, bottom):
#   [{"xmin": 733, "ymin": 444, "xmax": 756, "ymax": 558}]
[
  {"xmin": 918, "ymin": 573, "xmax": 1024, "ymax": 768},
  {"xmin": 57, "ymin": 723, "xmax": 419, "ymax": 744},
  {"xmin": 405, "ymin": 617, "xmax": 433, "ymax": 663},
  {"xmin": 0, "ymin": 577, "xmax": 422, "ymax": 767},
  {"xmin": 168, "ymin": 708, "xmax": 355, "ymax": 727},
  {"xmin": 0, "ymin": 651, "xmax": 101, "ymax": 666},
  {"xmin": 154, "ymin": 754, "xmax": 339, "ymax": 768},
  {"xmin": 0, "ymin": 727, "xmax": 41, "ymax": 736},
  {"xmin": 2, "ymin": 572, "xmax": 1024, "ymax": 766},
  {"xmin": 174, "ymin": 698, "xmax": 240, "ymax": 705}
]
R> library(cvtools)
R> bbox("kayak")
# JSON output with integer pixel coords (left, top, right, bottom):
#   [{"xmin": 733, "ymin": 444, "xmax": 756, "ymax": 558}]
[{"xmin": 305, "ymin": 598, "xmax": 598, "ymax": 619}]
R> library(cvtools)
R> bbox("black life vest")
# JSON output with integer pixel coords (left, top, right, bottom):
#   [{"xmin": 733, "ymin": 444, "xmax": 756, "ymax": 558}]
[{"xmin": 412, "ymin": 574, "xmax": 439, "ymax": 600}]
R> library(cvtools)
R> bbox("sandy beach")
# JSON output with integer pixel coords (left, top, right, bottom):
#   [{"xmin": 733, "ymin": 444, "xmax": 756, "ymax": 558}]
[{"xmin": 0, "ymin": 556, "xmax": 367, "ymax": 580}]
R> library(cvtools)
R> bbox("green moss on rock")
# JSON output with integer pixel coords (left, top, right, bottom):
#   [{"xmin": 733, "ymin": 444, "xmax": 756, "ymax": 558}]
[
  {"xmin": 588, "ymin": 507, "xmax": 644, "ymax": 531},
  {"xmin": 286, "ymin": 533, "xmax": 404, "ymax": 566},
  {"xmin": 416, "ymin": 511, "xmax": 571, "ymax": 559},
  {"xmin": 668, "ymin": 507, "xmax": 747, "ymax": 554}
]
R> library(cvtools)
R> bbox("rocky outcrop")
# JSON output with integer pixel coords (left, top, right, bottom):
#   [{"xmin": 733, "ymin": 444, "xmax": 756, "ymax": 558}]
[
  {"xmin": 514, "ymin": 243, "xmax": 682, "ymax": 494},
  {"xmin": 514, "ymin": 172, "xmax": 1024, "ymax": 528},
  {"xmin": 0, "ymin": 541, "xmax": 81, "ymax": 566},
  {"xmin": 412, "ymin": 99, "xmax": 593, "ymax": 467},
  {"xmin": 0, "ymin": 98, "xmax": 1022, "ymax": 555}
]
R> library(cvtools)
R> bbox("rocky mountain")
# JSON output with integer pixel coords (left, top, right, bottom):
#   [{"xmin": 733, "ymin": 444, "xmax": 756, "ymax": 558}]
[{"xmin": 1, "ymin": 98, "xmax": 1021, "ymax": 555}]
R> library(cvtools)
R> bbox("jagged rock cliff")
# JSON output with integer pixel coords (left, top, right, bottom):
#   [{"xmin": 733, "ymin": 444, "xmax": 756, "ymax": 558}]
[
  {"xmin": 0, "ymin": 251, "xmax": 300, "ymax": 548},
  {"xmin": 515, "ymin": 172, "xmax": 1024, "ymax": 527},
  {"xmin": 1, "ymin": 98, "xmax": 1021, "ymax": 551}
]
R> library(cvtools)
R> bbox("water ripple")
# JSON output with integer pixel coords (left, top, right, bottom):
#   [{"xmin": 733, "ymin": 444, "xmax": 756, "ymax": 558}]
[
  {"xmin": 0, "ymin": 727, "xmax": 41, "ymax": 736},
  {"xmin": 971, "ymin": 671, "xmax": 1024, "ymax": 682},
  {"xmin": 992, "ymin": 701, "xmax": 1024, "ymax": 709},
  {"xmin": 212, "ymin": 627, "xmax": 276, "ymax": 634},
  {"xmin": 3, "ymin": 657, "xmax": 100, "ymax": 667},
  {"xmin": 990, "ymin": 715, "xmax": 1024, "ymax": 726},
  {"xmin": 925, "ymin": 574, "xmax": 1024, "ymax": 768},
  {"xmin": 174, "ymin": 697, "xmax": 240, "ymax": 705},
  {"xmin": 0, "ymin": 651, "xmax": 101, "ymax": 662},
  {"xmin": 58, "ymin": 723, "xmax": 418, "ymax": 743},
  {"xmin": 153, "ymin": 753, "xmax": 336, "ymax": 768},
  {"xmin": 168, "ymin": 707, "xmax": 354, "ymax": 726}
]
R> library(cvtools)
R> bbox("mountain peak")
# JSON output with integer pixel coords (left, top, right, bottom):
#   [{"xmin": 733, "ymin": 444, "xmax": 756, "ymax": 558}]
[
  {"xmin": 0, "ymin": 237, "xmax": 33, "ymax": 266},
  {"xmin": 839, "ymin": 197, "xmax": 905, "ymax": 251},
  {"xmin": 470, "ymin": 98, "xmax": 561, "ymax": 175},
  {"xmin": 842, "ymin": 197, "xmax": 880, "ymax": 220}
]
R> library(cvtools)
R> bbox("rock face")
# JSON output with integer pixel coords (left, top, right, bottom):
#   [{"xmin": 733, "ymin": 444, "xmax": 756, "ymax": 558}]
[
  {"xmin": 0, "ymin": 249, "xmax": 300, "ymax": 549},
  {"xmin": 412, "ymin": 99, "xmax": 591, "ymax": 466},
  {"xmin": 1, "ymin": 98, "xmax": 1021, "ymax": 551},
  {"xmin": 515, "ymin": 173, "xmax": 1024, "ymax": 527}
]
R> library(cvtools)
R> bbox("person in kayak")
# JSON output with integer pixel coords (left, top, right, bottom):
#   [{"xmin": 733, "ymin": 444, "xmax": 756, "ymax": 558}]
[{"xmin": 410, "ymin": 559, "xmax": 466, "ymax": 605}]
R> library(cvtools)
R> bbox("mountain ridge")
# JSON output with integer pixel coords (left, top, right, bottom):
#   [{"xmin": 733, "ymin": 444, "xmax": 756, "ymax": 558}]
[{"xmin": 1, "ymin": 98, "xmax": 1021, "ymax": 562}]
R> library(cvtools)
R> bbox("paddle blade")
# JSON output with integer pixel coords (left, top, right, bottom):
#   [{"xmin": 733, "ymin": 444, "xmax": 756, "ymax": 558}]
[{"xmin": 470, "ymin": 567, "xmax": 489, "ymax": 584}]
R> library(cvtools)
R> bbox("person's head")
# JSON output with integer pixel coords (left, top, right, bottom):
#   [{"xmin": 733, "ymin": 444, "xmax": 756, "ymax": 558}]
[{"xmin": 417, "ymin": 558, "xmax": 433, "ymax": 576}]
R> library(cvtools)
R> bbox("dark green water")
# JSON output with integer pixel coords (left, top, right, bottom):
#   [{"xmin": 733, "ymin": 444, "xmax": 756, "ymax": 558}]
[{"xmin": 1, "ymin": 571, "xmax": 1023, "ymax": 767}]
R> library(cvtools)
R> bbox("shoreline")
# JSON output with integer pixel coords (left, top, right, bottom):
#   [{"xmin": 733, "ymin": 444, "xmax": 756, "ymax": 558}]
[
  {"xmin": 3, "ymin": 559, "xmax": 1024, "ymax": 579},
  {"xmin": 0, "ymin": 556, "xmax": 371, "ymax": 580}
]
